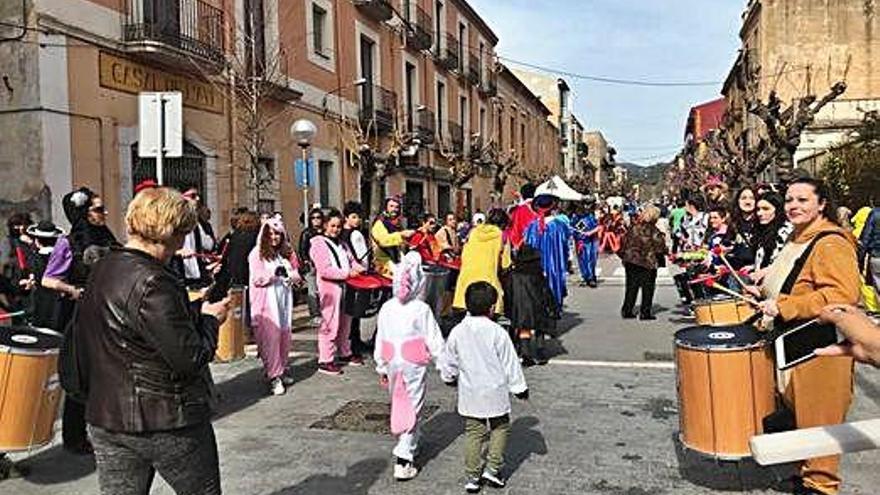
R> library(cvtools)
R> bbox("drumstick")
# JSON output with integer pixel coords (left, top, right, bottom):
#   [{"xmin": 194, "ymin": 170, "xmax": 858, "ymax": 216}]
[
  {"xmin": 713, "ymin": 246, "xmax": 749, "ymax": 289},
  {"xmin": 751, "ymin": 418, "xmax": 880, "ymax": 465},
  {"xmin": 0, "ymin": 310, "xmax": 26, "ymax": 320},
  {"xmin": 704, "ymin": 279, "xmax": 760, "ymax": 306}
]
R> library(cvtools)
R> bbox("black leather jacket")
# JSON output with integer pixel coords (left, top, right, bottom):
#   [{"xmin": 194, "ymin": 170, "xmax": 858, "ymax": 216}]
[{"xmin": 75, "ymin": 247, "xmax": 220, "ymax": 432}]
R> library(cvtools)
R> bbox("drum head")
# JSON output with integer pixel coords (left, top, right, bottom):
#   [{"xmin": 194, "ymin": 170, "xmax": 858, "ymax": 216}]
[
  {"xmin": 674, "ymin": 324, "xmax": 763, "ymax": 350},
  {"xmin": 0, "ymin": 326, "xmax": 63, "ymax": 353},
  {"xmin": 693, "ymin": 295, "xmax": 736, "ymax": 306}
]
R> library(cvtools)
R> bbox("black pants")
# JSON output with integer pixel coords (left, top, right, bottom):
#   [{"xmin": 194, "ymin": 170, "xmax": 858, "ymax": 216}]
[
  {"xmin": 62, "ymin": 396, "xmax": 89, "ymax": 450},
  {"xmin": 88, "ymin": 421, "xmax": 220, "ymax": 495},
  {"xmin": 622, "ymin": 262, "xmax": 657, "ymax": 317},
  {"xmin": 349, "ymin": 317, "xmax": 372, "ymax": 354}
]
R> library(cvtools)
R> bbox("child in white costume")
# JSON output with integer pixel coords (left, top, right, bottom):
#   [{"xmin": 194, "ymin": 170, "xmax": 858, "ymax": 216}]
[{"xmin": 374, "ymin": 252, "xmax": 449, "ymax": 481}]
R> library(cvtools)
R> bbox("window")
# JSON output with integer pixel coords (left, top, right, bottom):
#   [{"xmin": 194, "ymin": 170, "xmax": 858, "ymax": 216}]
[
  {"xmin": 307, "ymin": 0, "xmax": 335, "ymax": 71},
  {"xmin": 510, "ymin": 116, "xmax": 515, "ymax": 151},
  {"xmin": 312, "ymin": 4, "xmax": 327, "ymax": 56},
  {"xmin": 405, "ymin": 61, "xmax": 416, "ymax": 131},
  {"xmin": 403, "ymin": 0, "xmax": 411, "ymax": 22},
  {"xmin": 520, "ymin": 122, "xmax": 526, "ymax": 155},
  {"xmin": 244, "ymin": 0, "xmax": 266, "ymax": 76},
  {"xmin": 478, "ymin": 41, "xmax": 485, "ymax": 84},
  {"xmin": 132, "ymin": 141, "xmax": 207, "ymax": 202},
  {"xmin": 318, "ymin": 160, "xmax": 333, "ymax": 207},
  {"xmin": 459, "ymin": 95, "xmax": 468, "ymax": 151},
  {"xmin": 437, "ymin": 184, "xmax": 451, "ymax": 215},
  {"xmin": 434, "ymin": 0, "xmax": 443, "ymax": 52},
  {"xmin": 479, "ymin": 107, "xmax": 486, "ymax": 139},
  {"xmin": 497, "ymin": 113, "xmax": 503, "ymax": 147},
  {"xmin": 360, "ymin": 34, "xmax": 376, "ymax": 110},
  {"xmin": 257, "ymin": 199, "xmax": 276, "ymax": 214},
  {"xmin": 436, "ymin": 80, "xmax": 446, "ymax": 137},
  {"xmin": 458, "ymin": 22, "xmax": 466, "ymax": 71}
]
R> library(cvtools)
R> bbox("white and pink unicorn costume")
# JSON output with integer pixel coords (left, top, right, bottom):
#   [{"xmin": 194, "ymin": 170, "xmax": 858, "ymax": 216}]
[
  {"xmin": 374, "ymin": 252, "xmax": 449, "ymax": 477},
  {"xmin": 248, "ymin": 218, "xmax": 301, "ymax": 385}
]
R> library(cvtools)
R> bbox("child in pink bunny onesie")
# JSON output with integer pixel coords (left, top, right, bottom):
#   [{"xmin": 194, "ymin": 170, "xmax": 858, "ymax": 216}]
[
  {"xmin": 248, "ymin": 217, "xmax": 301, "ymax": 396},
  {"xmin": 309, "ymin": 209, "xmax": 365, "ymax": 375},
  {"xmin": 374, "ymin": 251, "xmax": 450, "ymax": 481}
]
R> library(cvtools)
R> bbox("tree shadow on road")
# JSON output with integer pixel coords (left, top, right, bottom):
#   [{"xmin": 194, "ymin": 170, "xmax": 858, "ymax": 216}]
[
  {"xmin": 505, "ymin": 416, "xmax": 548, "ymax": 479},
  {"xmin": 673, "ymin": 432, "xmax": 797, "ymax": 492},
  {"xmin": 16, "ymin": 445, "xmax": 96, "ymax": 485},
  {"xmin": 266, "ymin": 457, "xmax": 387, "ymax": 495},
  {"xmin": 417, "ymin": 411, "xmax": 464, "ymax": 469},
  {"xmin": 213, "ymin": 357, "xmax": 318, "ymax": 421}
]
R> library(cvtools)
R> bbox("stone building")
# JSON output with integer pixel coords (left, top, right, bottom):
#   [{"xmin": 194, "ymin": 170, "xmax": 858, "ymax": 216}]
[
  {"xmin": 582, "ymin": 130, "xmax": 615, "ymax": 192},
  {"xmin": 0, "ymin": 0, "xmax": 558, "ymax": 243},
  {"xmin": 722, "ymin": 0, "xmax": 880, "ymax": 178},
  {"xmin": 508, "ymin": 68, "xmax": 586, "ymax": 179}
]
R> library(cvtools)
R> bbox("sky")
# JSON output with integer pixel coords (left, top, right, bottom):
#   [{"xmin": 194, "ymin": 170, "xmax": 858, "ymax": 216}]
[{"xmin": 468, "ymin": 0, "xmax": 745, "ymax": 166}]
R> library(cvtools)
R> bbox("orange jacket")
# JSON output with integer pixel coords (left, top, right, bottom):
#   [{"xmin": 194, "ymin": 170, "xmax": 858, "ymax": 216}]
[{"xmin": 777, "ymin": 218, "xmax": 860, "ymax": 322}]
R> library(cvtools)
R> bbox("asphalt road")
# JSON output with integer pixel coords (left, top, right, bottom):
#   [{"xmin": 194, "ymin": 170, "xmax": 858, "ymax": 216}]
[{"xmin": 4, "ymin": 255, "xmax": 879, "ymax": 494}]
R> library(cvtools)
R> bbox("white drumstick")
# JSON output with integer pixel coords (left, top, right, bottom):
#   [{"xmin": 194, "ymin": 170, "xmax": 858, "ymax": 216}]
[
  {"xmin": 0, "ymin": 311, "xmax": 25, "ymax": 320},
  {"xmin": 705, "ymin": 279, "xmax": 760, "ymax": 306},
  {"xmin": 751, "ymin": 419, "xmax": 880, "ymax": 465}
]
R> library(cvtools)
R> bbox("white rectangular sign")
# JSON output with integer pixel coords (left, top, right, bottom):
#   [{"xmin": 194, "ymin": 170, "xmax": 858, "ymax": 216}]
[{"xmin": 137, "ymin": 92, "xmax": 183, "ymax": 159}]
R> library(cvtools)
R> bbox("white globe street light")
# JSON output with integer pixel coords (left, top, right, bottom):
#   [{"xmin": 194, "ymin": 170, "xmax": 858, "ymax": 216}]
[
  {"xmin": 290, "ymin": 119, "xmax": 318, "ymax": 220},
  {"xmin": 290, "ymin": 119, "xmax": 318, "ymax": 148}
]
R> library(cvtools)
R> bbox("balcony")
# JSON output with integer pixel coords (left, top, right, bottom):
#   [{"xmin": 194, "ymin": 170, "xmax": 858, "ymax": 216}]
[
  {"xmin": 122, "ymin": 0, "xmax": 226, "ymax": 68},
  {"xmin": 467, "ymin": 54, "xmax": 480, "ymax": 86},
  {"xmin": 469, "ymin": 135, "xmax": 483, "ymax": 160},
  {"xmin": 434, "ymin": 32, "xmax": 459, "ymax": 72},
  {"xmin": 415, "ymin": 108, "xmax": 435, "ymax": 145},
  {"xmin": 479, "ymin": 77, "xmax": 497, "ymax": 97},
  {"xmin": 359, "ymin": 84, "xmax": 396, "ymax": 135},
  {"xmin": 448, "ymin": 121, "xmax": 464, "ymax": 154},
  {"xmin": 353, "ymin": 0, "xmax": 393, "ymax": 23},
  {"xmin": 404, "ymin": 4, "xmax": 433, "ymax": 52}
]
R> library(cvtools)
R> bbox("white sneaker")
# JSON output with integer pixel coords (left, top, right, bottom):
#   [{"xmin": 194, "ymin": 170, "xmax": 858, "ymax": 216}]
[
  {"xmin": 481, "ymin": 469, "xmax": 506, "ymax": 488},
  {"xmin": 464, "ymin": 478, "xmax": 482, "ymax": 493},
  {"xmin": 270, "ymin": 378, "xmax": 285, "ymax": 396},
  {"xmin": 393, "ymin": 462, "xmax": 418, "ymax": 481}
]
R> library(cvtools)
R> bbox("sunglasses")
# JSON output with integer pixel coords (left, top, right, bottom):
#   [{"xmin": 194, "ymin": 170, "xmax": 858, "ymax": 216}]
[{"xmin": 89, "ymin": 206, "xmax": 107, "ymax": 214}]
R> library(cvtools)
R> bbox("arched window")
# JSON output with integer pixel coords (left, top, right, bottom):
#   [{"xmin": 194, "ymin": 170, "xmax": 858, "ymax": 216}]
[{"xmin": 131, "ymin": 141, "xmax": 207, "ymax": 200}]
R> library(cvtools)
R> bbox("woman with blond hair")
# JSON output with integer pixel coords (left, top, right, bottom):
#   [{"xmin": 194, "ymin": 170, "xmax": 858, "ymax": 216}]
[
  {"xmin": 69, "ymin": 186, "xmax": 230, "ymax": 494},
  {"xmin": 619, "ymin": 205, "xmax": 667, "ymax": 320},
  {"xmin": 248, "ymin": 217, "xmax": 301, "ymax": 395}
]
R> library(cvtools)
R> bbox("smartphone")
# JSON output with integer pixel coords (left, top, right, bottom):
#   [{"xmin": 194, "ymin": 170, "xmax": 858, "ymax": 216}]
[{"xmin": 774, "ymin": 319, "xmax": 843, "ymax": 370}]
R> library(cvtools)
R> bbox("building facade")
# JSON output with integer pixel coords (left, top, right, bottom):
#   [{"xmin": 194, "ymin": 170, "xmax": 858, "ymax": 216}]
[
  {"xmin": 509, "ymin": 68, "xmax": 587, "ymax": 179},
  {"xmin": 722, "ymin": 0, "xmax": 880, "ymax": 177},
  {"xmin": 0, "ymin": 0, "xmax": 560, "ymax": 240},
  {"xmin": 582, "ymin": 130, "xmax": 615, "ymax": 192}
]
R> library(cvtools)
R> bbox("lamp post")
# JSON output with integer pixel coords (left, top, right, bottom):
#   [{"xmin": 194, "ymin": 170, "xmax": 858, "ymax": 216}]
[{"xmin": 291, "ymin": 119, "xmax": 318, "ymax": 224}]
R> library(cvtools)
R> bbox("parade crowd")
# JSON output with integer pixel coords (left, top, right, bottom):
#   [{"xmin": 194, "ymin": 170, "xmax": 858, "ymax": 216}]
[{"xmin": 1, "ymin": 174, "xmax": 879, "ymax": 495}]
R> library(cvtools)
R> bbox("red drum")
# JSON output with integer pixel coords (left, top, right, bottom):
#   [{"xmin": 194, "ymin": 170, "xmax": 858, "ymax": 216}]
[
  {"xmin": 344, "ymin": 274, "xmax": 392, "ymax": 318},
  {"xmin": 434, "ymin": 258, "xmax": 461, "ymax": 271}
]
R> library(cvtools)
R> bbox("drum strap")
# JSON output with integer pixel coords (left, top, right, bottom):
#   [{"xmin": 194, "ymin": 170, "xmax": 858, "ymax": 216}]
[{"xmin": 778, "ymin": 231, "xmax": 846, "ymax": 297}]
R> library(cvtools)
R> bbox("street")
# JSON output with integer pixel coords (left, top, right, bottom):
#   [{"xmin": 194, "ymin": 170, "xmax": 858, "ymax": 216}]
[{"xmin": 5, "ymin": 255, "xmax": 879, "ymax": 494}]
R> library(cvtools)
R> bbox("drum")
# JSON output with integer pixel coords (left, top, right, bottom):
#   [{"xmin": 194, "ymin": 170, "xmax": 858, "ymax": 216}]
[
  {"xmin": 421, "ymin": 264, "xmax": 449, "ymax": 317},
  {"xmin": 215, "ymin": 287, "xmax": 246, "ymax": 362},
  {"xmin": 693, "ymin": 296, "xmax": 755, "ymax": 326},
  {"xmin": 344, "ymin": 274, "xmax": 392, "ymax": 318},
  {"xmin": 0, "ymin": 326, "xmax": 63, "ymax": 452},
  {"xmin": 675, "ymin": 324, "xmax": 775, "ymax": 459}
]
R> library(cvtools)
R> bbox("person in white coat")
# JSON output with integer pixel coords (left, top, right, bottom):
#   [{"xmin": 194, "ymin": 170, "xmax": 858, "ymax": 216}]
[
  {"xmin": 444, "ymin": 281, "xmax": 529, "ymax": 494},
  {"xmin": 374, "ymin": 252, "xmax": 448, "ymax": 481}
]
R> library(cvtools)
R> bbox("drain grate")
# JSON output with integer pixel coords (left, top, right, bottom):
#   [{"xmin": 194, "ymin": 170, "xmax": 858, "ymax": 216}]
[{"xmin": 310, "ymin": 400, "xmax": 440, "ymax": 435}]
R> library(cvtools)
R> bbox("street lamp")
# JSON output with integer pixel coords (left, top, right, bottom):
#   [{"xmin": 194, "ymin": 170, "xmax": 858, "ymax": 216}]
[{"xmin": 291, "ymin": 119, "xmax": 318, "ymax": 223}]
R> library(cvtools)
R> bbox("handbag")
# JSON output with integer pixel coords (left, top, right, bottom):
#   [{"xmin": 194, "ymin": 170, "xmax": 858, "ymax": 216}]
[{"xmin": 58, "ymin": 303, "xmax": 88, "ymax": 402}]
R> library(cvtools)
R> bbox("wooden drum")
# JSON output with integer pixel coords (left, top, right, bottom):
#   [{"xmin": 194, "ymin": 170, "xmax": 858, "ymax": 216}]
[
  {"xmin": 215, "ymin": 286, "xmax": 246, "ymax": 362},
  {"xmin": 675, "ymin": 324, "xmax": 775, "ymax": 459},
  {"xmin": 0, "ymin": 326, "xmax": 63, "ymax": 452},
  {"xmin": 693, "ymin": 296, "xmax": 755, "ymax": 326}
]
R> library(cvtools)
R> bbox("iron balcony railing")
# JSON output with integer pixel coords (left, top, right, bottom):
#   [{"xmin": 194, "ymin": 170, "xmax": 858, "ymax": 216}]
[
  {"xmin": 415, "ymin": 108, "xmax": 435, "ymax": 144},
  {"xmin": 360, "ymin": 83, "xmax": 396, "ymax": 134},
  {"xmin": 479, "ymin": 76, "xmax": 497, "ymax": 97},
  {"xmin": 404, "ymin": 3, "xmax": 433, "ymax": 51},
  {"xmin": 123, "ymin": 0, "xmax": 226, "ymax": 65},
  {"xmin": 448, "ymin": 120, "xmax": 464, "ymax": 153},
  {"xmin": 353, "ymin": 0, "xmax": 394, "ymax": 22},
  {"xmin": 467, "ymin": 54, "xmax": 480, "ymax": 86},
  {"xmin": 435, "ymin": 32, "xmax": 459, "ymax": 72}
]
